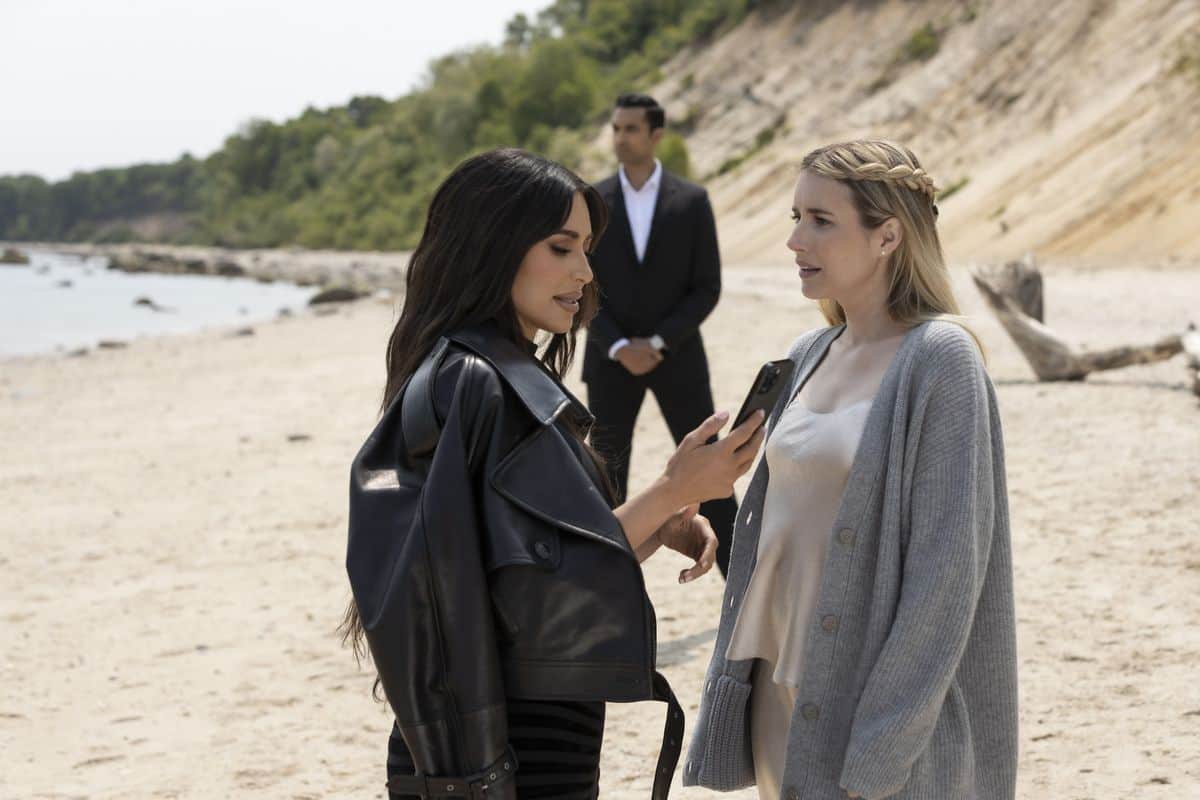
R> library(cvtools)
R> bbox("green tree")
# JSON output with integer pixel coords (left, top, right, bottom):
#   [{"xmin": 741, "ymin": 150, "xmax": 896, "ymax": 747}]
[
  {"xmin": 0, "ymin": 0, "xmax": 775, "ymax": 249},
  {"xmin": 657, "ymin": 131, "xmax": 692, "ymax": 179}
]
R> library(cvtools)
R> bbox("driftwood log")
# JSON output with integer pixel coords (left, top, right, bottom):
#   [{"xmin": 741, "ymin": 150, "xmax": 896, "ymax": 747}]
[
  {"xmin": 1184, "ymin": 324, "xmax": 1200, "ymax": 398},
  {"xmin": 971, "ymin": 257, "xmax": 1183, "ymax": 382},
  {"xmin": 977, "ymin": 253, "xmax": 1045, "ymax": 321}
]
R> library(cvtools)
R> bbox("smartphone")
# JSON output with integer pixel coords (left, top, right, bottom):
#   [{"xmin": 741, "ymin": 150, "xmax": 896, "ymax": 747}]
[{"xmin": 732, "ymin": 359, "xmax": 795, "ymax": 431}]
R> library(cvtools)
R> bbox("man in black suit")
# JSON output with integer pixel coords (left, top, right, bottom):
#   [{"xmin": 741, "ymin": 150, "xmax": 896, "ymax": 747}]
[{"xmin": 584, "ymin": 93, "xmax": 738, "ymax": 577}]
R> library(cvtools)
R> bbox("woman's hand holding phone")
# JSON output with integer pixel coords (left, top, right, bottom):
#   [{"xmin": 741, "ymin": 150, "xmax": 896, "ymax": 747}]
[
  {"xmin": 619, "ymin": 410, "xmax": 763, "ymax": 560},
  {"xmin": 660, "ymin": 409, "xmax": 766, "ymax": 507}
]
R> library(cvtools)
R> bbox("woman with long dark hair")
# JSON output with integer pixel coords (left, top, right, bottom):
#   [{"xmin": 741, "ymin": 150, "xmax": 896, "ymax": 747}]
[{"xmin": 343, "ymin": 148, "xmax": 764, "ymax": 800}]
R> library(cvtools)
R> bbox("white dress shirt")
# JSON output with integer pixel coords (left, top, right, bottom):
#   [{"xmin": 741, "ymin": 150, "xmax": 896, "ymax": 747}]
[
  {"xmin": 609, "ymin": 160, "xmax": 665, "ymax": 360},
  {"xmin": 619, "ymin": 158, "xmax": 662, "ymax": 263}
]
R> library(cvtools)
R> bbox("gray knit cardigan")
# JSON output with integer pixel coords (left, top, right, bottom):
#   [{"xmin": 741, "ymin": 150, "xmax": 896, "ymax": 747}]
[{"xmin": 683, "ymin": 321, "xmax": 1018, "ymax": 800}]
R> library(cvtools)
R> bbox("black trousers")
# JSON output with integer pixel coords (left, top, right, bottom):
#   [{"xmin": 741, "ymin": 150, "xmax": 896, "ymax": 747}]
[{"xmin": 585, "ymin": 341, "xmax": 737, "ymax": 576}]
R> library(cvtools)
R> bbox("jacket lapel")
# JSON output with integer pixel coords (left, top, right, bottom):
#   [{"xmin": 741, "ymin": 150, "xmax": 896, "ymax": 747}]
[
  {"xmin": 605, "ymin": 179, "xmax": 639, "ymax": 266},
  {"xmin": 491, "ymin": 424, "xmax": 633, "ymax": 556},
  {"xmin": 641, "ymin": 172, "xmax": 676, "ymax": 267},
  {"xmin": 447, "ymin": 323, "xmax": 630, "ymax": 554}
]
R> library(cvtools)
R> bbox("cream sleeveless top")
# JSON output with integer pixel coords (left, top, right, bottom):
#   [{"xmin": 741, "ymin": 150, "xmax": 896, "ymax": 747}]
[{"xmin": 724, "ymin": 394, "xmax": 872, "ymax": 687}]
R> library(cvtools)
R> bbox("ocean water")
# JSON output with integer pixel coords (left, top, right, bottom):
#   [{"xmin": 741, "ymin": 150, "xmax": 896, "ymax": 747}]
[{"xmin": 0, "ymin": 249, "xmax": 316, "ymax": 357}]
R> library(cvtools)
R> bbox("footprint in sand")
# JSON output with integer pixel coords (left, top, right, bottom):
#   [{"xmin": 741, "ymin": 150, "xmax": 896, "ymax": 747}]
[{"xmin": 73, "ymin": 754, "xmax": 125, "ymax": 768}]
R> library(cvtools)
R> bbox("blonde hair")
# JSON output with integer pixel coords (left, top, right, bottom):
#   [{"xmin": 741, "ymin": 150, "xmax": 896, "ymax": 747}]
[{"xmin": 800, "ymin": 140, "xmax": 978, "ymax": 348}]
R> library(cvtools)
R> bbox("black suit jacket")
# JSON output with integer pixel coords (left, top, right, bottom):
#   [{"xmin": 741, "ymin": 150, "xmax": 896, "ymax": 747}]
[{"xmin": 583, "ymin": 170, "xmax": 721, "ymax": 382}]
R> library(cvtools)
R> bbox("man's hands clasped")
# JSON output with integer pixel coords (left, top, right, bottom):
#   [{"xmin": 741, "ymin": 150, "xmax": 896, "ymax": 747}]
[{"xmin": 615, "ymin": 338, "xmax": 664, "ymax": 376}]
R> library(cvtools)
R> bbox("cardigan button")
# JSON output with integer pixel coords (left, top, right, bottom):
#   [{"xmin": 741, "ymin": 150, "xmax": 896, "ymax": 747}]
[
  {"xmin": 837, "ymin": 528, "xmax": 855, "ymax": 547},
  {"xmin": 801, "ymin": 703, "xmax": 820, "ymax": 721},
  {"xmin": 786, "ymin": 788, "xmax": 800, "ymax": 800},
  {"xmin": 821, "ymin": 614, "xmax": 839, "ymax": 632},
  {"xmin": 534, "ymin": 541, "xmax": 552, "ymax": 560}
]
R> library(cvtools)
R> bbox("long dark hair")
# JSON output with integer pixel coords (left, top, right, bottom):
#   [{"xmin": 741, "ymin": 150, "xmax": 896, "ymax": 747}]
[
  {"xmin": 381, "ymin": 148, "xmax": 608, "ymax": 410},
  {"xmin": 340, "ymin": 148, "xmax": 610, "ymax": 667}
]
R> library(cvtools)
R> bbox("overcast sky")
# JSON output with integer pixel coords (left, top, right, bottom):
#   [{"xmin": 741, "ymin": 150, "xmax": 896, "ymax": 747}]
[{"xmin": 0, "ymin": 0, "xmax": 553, "ymax": 180}]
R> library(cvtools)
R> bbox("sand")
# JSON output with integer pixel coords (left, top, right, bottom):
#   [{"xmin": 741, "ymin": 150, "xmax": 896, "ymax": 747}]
[{"xmin": 2, "ymin": 261, "xmax": 1199, "ymax": 799}]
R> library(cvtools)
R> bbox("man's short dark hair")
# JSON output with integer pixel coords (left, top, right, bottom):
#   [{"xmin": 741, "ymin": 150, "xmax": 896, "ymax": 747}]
[{"xmin": 615, "ymin": 93, "xmax": 665, "ymax": 131}]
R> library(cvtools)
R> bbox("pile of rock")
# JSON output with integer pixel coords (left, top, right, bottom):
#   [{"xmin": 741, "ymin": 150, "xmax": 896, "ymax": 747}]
[
  {"xmin": 6, "ymin": 241, "xmax": 410, "ymax": 309},
  {"xmin": 1, "ymin": 247, "xmax": 30, "ymax": 265},
  {"xmin": 107, "ymin": 250, "xmax": 248, "ymax": 278},
  {"xmin": 89, "ymin": 244, "xmax": 406, "ymax": 289}
]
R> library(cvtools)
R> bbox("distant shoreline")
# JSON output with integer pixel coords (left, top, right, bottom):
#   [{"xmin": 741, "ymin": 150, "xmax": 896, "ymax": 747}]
[
  {"xmin": 0, "ymin": 249, "xmax": 321, "ymax": 360},
  {"xmin": 0, "ymin": 241, "xmax": 413, "ymax": 293}
]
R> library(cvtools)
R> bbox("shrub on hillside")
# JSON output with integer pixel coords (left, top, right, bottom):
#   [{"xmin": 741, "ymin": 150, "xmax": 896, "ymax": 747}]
[
  {"xmin": 903, "ymin": 23, "xmax": 940, "ymax": 63},
  {"xmin": 658, "ymin": 132, "xmax": 692, "ymax": 179}
]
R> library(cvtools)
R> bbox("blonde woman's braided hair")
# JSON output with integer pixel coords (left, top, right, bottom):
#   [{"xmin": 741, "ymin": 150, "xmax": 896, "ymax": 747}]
[
  {"xmin": 845, "ymin": 161, "xmax": 938, "ymax": 209},
  {"xmin": 800, "ymin": 140, "xmax": 977, "ymax": 348}
]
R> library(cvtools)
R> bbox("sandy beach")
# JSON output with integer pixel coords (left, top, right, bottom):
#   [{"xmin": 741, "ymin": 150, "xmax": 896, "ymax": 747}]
[{"xmin": 2, "ymin": 259, "xmax": 1199, "ymax": 799}]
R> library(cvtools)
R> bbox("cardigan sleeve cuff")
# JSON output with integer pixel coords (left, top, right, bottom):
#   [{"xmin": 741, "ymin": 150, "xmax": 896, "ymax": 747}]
[{"xmin": 839, "ymin": 749, "xmax": 911, "ymax": 800}]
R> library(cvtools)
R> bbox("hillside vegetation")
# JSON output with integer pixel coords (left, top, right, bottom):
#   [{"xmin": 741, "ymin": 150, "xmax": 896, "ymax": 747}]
[
  {"xmin": 0, "ymin": 0, "xmax": 777, "ymax": 250},
  {"xmin": 3, "ymin": 0, "xmax": 1197, "ymax": 265},
  {"xmin": 620, "ymin": 0, "xmax": 1200, "ymax": 264}
]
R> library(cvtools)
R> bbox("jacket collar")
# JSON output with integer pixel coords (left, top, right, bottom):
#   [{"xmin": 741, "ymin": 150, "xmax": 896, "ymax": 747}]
[
  {"xmin": 617, "ymin": 158, "xmax": 663, "ymax": 196},
  {"xmin": 604, "ymin": 169, "xmax": 677, "ymax": 266},
  {"xmin": 446, "ymin": 321, "xmax": 593, "ymax": 429}
]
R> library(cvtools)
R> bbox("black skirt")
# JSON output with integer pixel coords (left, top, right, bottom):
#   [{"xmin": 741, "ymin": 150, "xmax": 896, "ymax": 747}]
[{"xmin": 388, "ymin": 699, "xmax": 605, "ymax": 799}]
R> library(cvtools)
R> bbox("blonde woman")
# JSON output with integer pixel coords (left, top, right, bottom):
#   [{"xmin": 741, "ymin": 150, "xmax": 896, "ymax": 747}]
[{"xmin": 683, "ymin": 141, "xmax": 1017, "ymax": 800}]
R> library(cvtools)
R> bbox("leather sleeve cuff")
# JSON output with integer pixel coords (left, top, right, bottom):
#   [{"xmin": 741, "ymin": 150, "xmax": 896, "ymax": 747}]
[{"xmin": 386, "ymin": 746, "xmax": 519, "ymax": 799}]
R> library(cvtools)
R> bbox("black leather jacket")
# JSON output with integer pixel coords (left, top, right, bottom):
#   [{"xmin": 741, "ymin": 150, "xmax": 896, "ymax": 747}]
[{"xmin": 347, "ymin": 322, "xmax": 682, "ymax": 799}]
